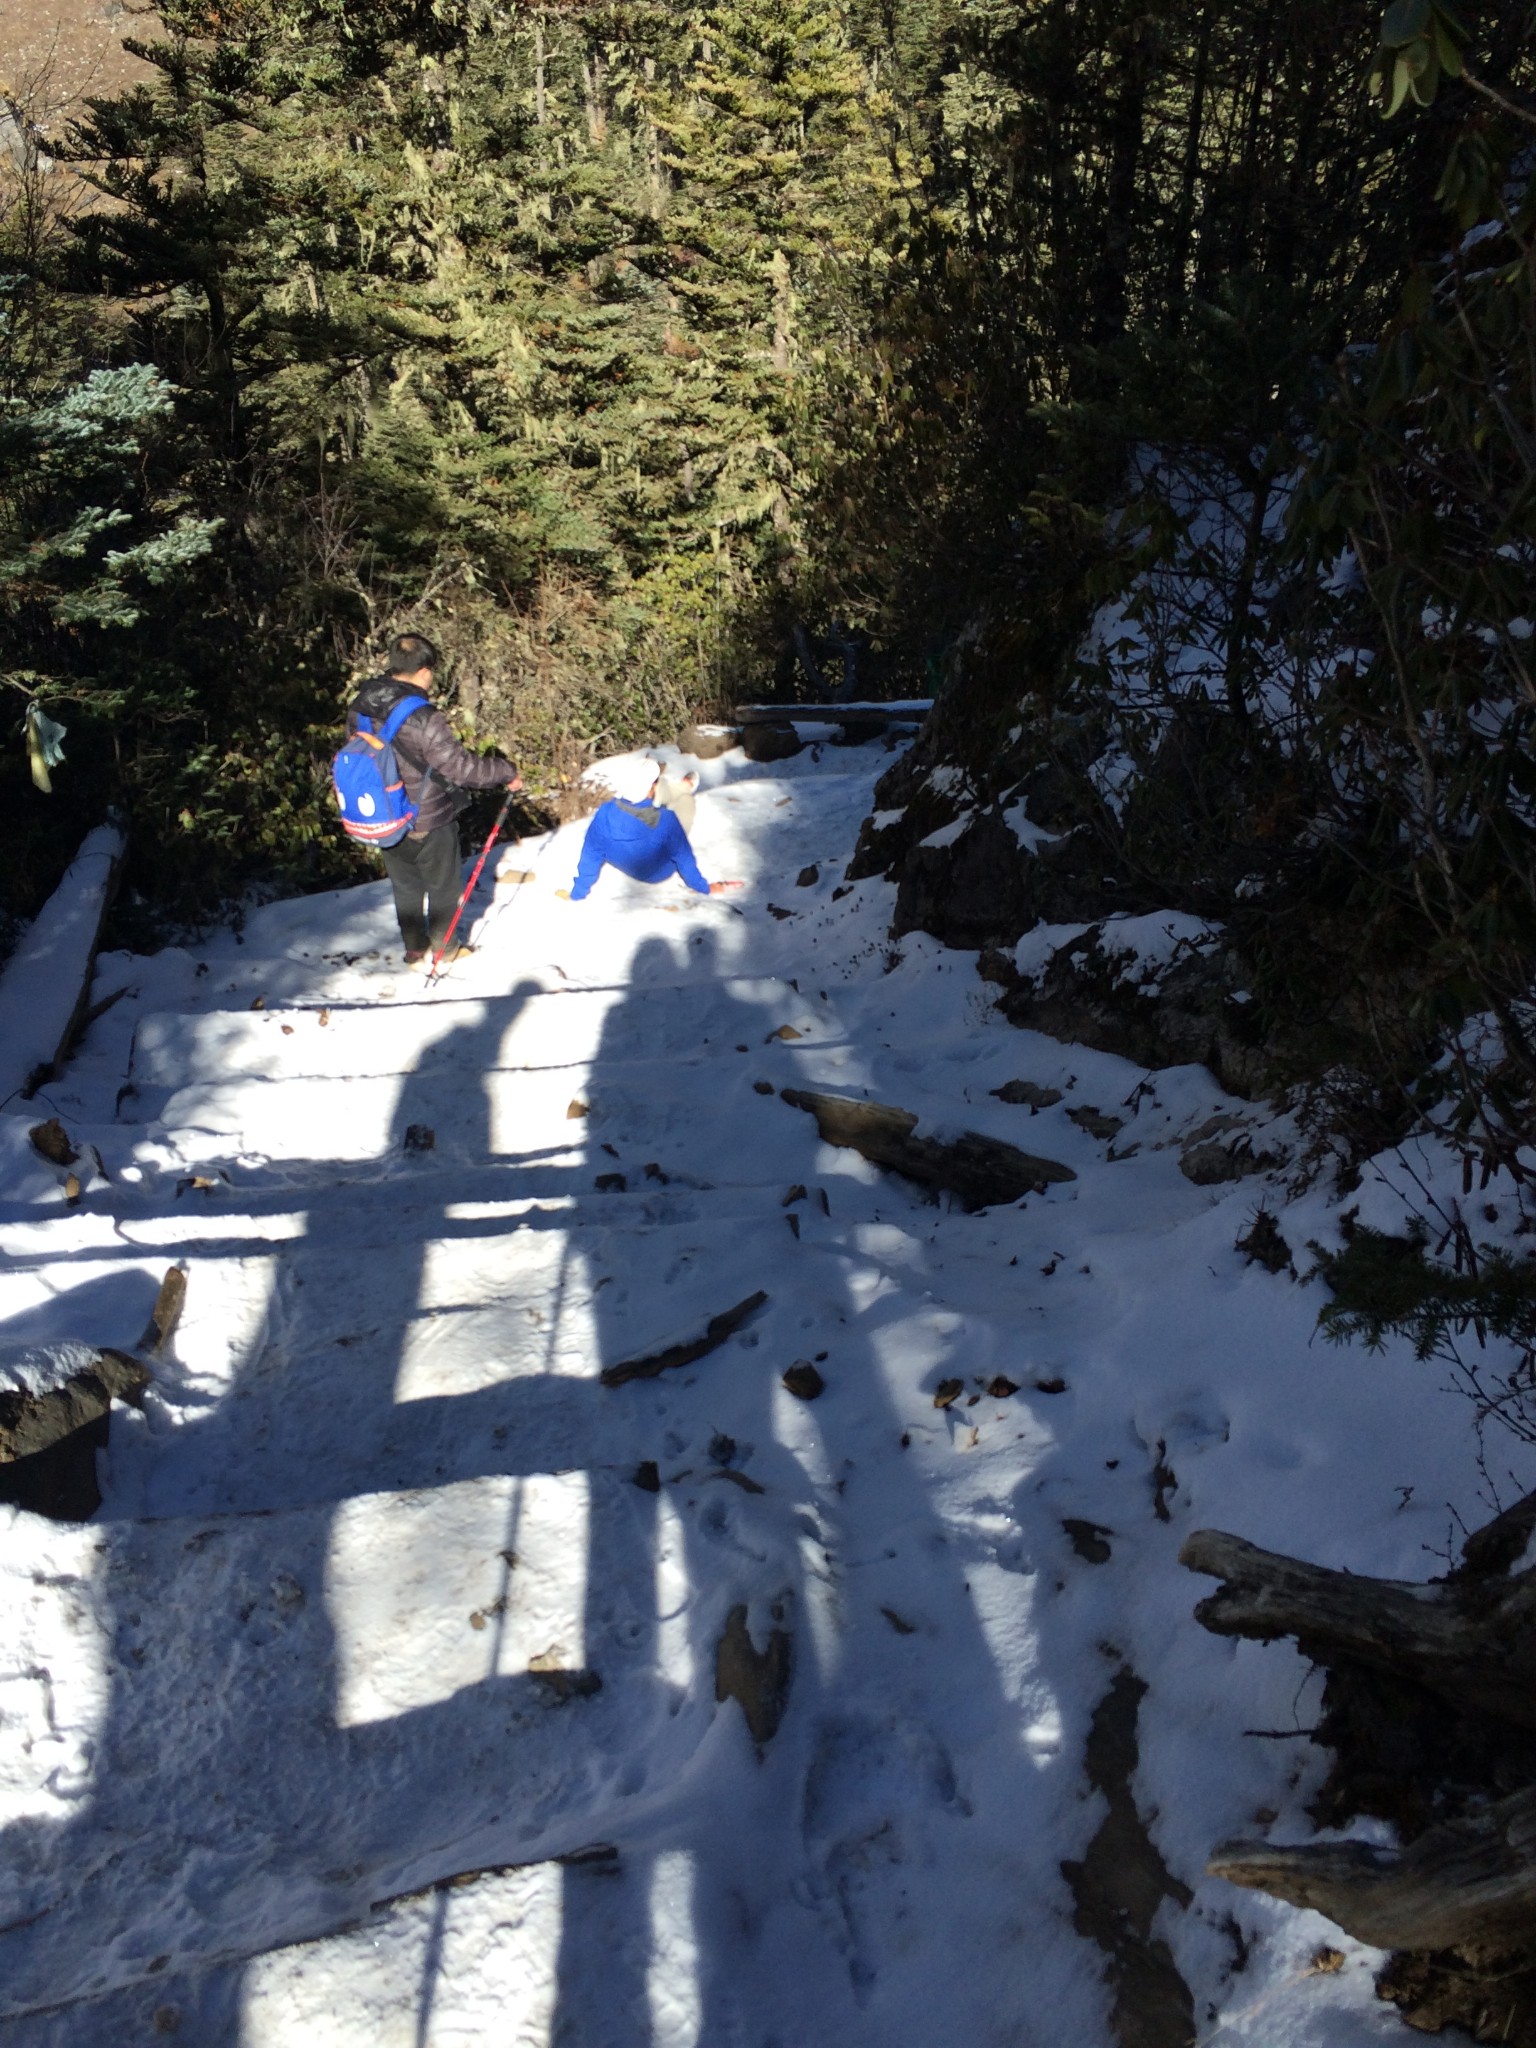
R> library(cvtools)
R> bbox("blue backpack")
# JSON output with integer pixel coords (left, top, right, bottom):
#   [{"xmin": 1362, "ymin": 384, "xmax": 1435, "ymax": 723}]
[{"xmin": 332, "ymin": 696, "xmax": 430, "ymax": 848}]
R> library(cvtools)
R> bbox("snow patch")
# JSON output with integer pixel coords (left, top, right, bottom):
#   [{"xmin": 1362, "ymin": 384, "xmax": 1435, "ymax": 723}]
[
  {"xmin": 1002, "ymin": 800, "xmax": 1062, "ymax": 853},
  {"xmin": 0, "ymin": 1338, "xmax": 106, "ymax": 1399}
]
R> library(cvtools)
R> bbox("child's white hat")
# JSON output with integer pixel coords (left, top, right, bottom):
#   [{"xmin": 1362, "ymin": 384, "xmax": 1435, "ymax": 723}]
[{"xmin": 604, "ymin": 756, "xmax": 661, "ymax": 803}]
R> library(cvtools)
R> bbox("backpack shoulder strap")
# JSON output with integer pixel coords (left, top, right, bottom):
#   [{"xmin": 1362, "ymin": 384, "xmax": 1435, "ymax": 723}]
[{"xmin": 378, "ymin": 695, "xmax": 431, "ymax": 744}]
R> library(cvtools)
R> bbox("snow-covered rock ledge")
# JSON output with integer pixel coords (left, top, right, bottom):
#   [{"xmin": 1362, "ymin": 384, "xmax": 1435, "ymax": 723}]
[
  {"xmin": 0, "ymin": 1338, "xmax": 150, "ymax": 1522},
  {"xmin": 982, "ymin": 909, "xmax": 1280, "ymax": 1098}
]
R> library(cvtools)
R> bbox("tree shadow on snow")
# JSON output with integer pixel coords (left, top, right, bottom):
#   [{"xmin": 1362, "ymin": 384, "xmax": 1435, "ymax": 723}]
[
  {"xmin": 0, "ymin": 976, "xmax": 607, "ymax": 2041},
  {"xmin": 0, "ymin": 929, "xmax": 1110, "ymax": 2048}
]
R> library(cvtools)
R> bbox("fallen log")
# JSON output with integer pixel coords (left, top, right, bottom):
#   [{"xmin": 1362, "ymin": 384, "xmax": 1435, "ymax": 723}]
[
  {"xmin": 781, "ymin": 1088, "xmax": 1075, "ymax": 1210},
  {"xmin": 1180, "ymin": 1527, "xmax": 1536, "ymax": 1733},
  {"xmin": 0, "ymin": 821, "xmax": 126, "ymax": 1103},
  {"xmin": 733, "ymin": 701, "xmax": 930, "ymax": 727},
  {"xmin": 1209, "ymin": 1785, "xmax": 1536, "ymax": 1961},
  {"xmin": 1459, "ymin": 1486, "xmax": 1536, "ymax": 1579}
]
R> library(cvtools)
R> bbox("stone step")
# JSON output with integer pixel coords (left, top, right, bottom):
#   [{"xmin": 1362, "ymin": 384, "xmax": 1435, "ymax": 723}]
[
  {"xmin": 105, "ymin": 1204, "xmax": 845, "ymax": 1518},
  {"xmin": 0, "ymin": 1201, "xmax": 871, "ymax": 1521},
  {"xmin": 129, "ymin": 977, "xmax": 845, "ymax": 1091},
  {"xmin": 127, "ymin": 1051, "xmax": 836, "ymax": 1182},
  {"xmin": 0, "ymin": 1171, "xmax": 792, "ymax": 1265}
]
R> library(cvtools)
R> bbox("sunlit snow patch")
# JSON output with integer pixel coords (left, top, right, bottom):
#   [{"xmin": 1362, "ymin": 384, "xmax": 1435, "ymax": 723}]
[
  {"xmin": 0, "ymin": 1515, "xmax": 109, "ymax": 1827},
  {"xmin": 327, "ymin": 1473, "xmax": 589, "ymax": 1727}
]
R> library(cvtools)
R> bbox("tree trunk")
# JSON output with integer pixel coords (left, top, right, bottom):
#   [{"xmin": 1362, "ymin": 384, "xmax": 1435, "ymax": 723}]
[
  {"xmin": 1166, "ymin": 9, "xmax": 1212, "ymax": 310},
  {"xmin": 1091, "ymin": 18, "xmax": 1157, "ymax": 349},
  {"xmin": 1209, "ymin": 1788, "xmax": 1536, "ymax": 1961},
  {"xmin": 772, "ymin": 247, "xmax": 792, "ymax": 373},
  {"xmin": 584, "ymin": 47, "xmax": 606, "ymax": 145},
  {"xmin": 1184, "ymin": 1507, "xmax": 1536, "ymax": 2035},
  {"xmin": 1221, "ymin": 466, "xmax": 1272, "ymax": 727},
  {"xmin": 1180, "ymin": 1527, "xmax": 1536, "ymax": 1732}
]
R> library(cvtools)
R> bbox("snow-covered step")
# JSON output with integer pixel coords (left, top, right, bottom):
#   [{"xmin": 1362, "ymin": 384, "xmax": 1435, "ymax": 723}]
[
  {"xmin": 100, "ymin": 1215, "xmax": 1058, "ymax": 1594},
  {"xmin": 241, "ymin": 1836, "xmax": 714, "ymax": 2048},
  {"xmin": 29, "ymin": 1858, "xmax": 578, "ymax": 2048},
  {"xmin": 0, "ymin": 1173, "xmax": 792, "ymax": 1261},
  {"xmin": 131, "ymin": 1057, "xmax": 827, "ymax": 1185},
  {"xmin": 106, "ymin": 1204, "xmax": 864, "ymax": 1516},
  {"xmin": 0, "ymin": 1246, "xmax": 278, "ymax": 1388},
  {"xmin": 0, "ymin": 1468, "xmax": 733, "ymax": 2022},
  {"xmin": 0, "ymin": 1174, "xmax": 816, "ymax": 1276},
  {"xmin": 242, "ymin": 1859, "xmax": 570, "ymax": 2046},
  {"xmin": 0, "ymin": 1194, "xmax": 806, "ymax": 1380},
  {"xmin": 130, "ymin": 978, "xmax": 846, "ymax": 1090}
]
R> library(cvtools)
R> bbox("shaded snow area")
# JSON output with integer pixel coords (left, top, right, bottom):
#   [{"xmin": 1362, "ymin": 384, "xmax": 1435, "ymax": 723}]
[{"xmin": 0, "ymin": 742, "xmax": 1505, "ymax": 2047}]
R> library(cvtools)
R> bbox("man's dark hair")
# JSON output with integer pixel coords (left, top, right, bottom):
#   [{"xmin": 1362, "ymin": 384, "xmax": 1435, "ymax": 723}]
[{"xmin": 386, "ymin": 632, "xmax": 439, "ymax": 677}]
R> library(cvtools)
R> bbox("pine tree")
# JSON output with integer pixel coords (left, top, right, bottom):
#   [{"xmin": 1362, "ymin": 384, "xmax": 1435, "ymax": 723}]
[{"xmin": 649, "ymin": 0, "xmax": 899, "ymax": 569}]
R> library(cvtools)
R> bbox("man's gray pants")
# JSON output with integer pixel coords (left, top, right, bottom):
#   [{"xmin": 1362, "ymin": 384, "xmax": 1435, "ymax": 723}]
[{"xmin": 380, "ymin": 822, "xmax": 461, "ymax": 953}]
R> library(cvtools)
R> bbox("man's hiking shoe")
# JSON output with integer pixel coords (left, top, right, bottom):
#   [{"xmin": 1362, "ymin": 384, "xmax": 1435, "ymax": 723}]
[
  {"xmin": 419, "ymin": 944, "xmax": 474, "ymax": 971},
  {"xmin": 403, "ymin": 949, "xmax": 427, "ymax": 967}
]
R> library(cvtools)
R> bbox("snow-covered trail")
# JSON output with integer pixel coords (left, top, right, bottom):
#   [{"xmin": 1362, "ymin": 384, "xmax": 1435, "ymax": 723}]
[{"xmin": 0, "ymin": 743, "xmax": 1494, "ymax": 2047}]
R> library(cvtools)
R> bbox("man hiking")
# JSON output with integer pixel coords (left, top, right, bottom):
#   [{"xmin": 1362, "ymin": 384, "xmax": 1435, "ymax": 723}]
[
  {"xmin": 348, "ymin": 632, "xmax": 521, "ymax": 966},
  {"xmin": 566, "ymin": 758, "xmax": 741, "ymax": 903}
]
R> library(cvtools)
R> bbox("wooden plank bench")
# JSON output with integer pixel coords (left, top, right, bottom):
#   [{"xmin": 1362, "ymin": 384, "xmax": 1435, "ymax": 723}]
[{"xmin": 732, "ymin": 701, "xmax": 931, "ymax": 728}]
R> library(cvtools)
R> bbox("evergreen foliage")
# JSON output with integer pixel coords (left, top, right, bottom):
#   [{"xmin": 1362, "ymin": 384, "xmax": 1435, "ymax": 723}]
[
  {"xmin": 0, "ymin": 363, "xmax": 218, "ymax": 629},
  {"xmin": 1313, "ymin": 1218, "xmax": 1536, "ymax": 1445},
  {"xmin": 0, "ymin": 0, "xmax": 1532, "ymax": 1125}
]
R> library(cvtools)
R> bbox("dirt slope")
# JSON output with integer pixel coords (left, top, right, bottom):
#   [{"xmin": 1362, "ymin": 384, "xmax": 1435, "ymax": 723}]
[{"xmin": 3, "ymin": 0, "xmax": 151, "ymax": 132}]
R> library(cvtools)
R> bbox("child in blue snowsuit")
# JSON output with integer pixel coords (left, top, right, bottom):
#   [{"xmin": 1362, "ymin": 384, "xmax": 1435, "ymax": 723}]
[{"xmin": 568, "ymin": 759, "xmax": 740, "ymax": 901}]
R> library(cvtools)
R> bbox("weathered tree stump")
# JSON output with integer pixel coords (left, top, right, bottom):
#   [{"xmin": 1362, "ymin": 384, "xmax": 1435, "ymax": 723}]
[
  {"xmin": 740, "ymin": 722, "xmax": 803, "ymax": 764},
  {"xmin": 0, "ymin": 1265, "xmax": 181, "ymax": 1521},
  {"xmin": 1183, "ymin": 1502, "xmax": 1536, "ymax": 2042},
  {"xmin": 1208, "ymin": 1787, "xmax": 1536, "ymax": 1960},
  {"xmin": 678, "ymin": 723, "xmax": 739, "ymax": 760},
  {"xmin": 1180, "ymin": 1527, "xmax": 1536, "ymax": 1733}
]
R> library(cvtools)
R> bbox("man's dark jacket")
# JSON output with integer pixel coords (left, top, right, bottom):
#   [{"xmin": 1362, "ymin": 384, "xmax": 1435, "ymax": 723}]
[{"xmin": 348, "ymin": 676, "xmax": 514, "ymax": 837}]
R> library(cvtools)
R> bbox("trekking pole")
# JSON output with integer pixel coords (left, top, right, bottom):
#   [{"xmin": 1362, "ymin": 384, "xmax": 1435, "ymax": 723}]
[
  {"xmin": 425, "ymin": 786, "xmax": 518, "ymax": 986},
  {"xmin": 474, "ymin": 816, "xmax": 555, "ymax": 951}
]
